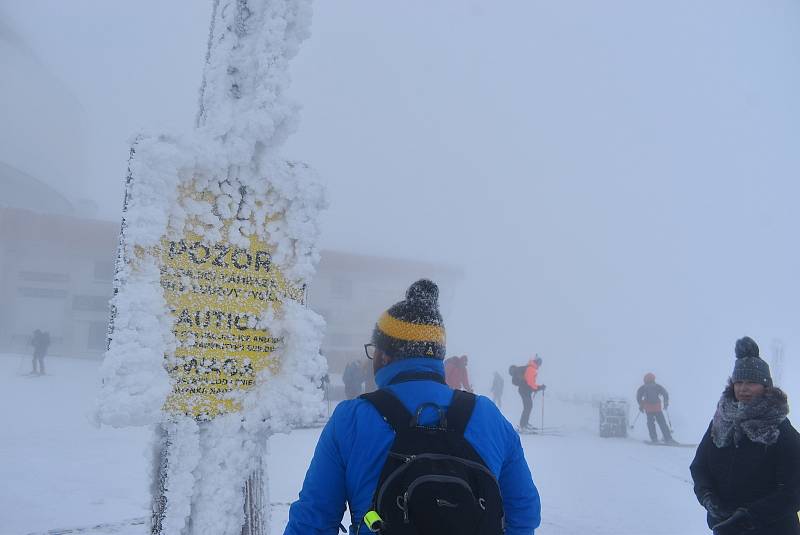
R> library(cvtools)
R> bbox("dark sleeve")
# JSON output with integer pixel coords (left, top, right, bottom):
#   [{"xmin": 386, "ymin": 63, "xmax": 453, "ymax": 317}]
[
  {"xmin": 636, "ymin": 385, "xmax": 645, "ymax": 404},
  {"xmin": 689, "ymin": 422, "xmax": 715, "ymax": 504},
  {"xmin": 745, "ymin": 421, "xmax": 800, "ymax": 526}
]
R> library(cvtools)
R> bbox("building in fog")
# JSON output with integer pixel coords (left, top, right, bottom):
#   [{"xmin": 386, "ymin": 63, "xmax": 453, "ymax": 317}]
[
  {"xmin": 0, "ymin": 175, "xmax": 461, "ymax": 364},
  {"xmin": 0, "ymin": 19, "xmax": 90, "ymax": 205},
  {"xmin": 0, "ymin": 167, "xmax": 118, "ymax": 358},
  {"xmin": 0, "ymin": 15, "xmax": 462, "ymax": 367},
  {"xmin": 310, "ymin": 251, "xmax": 461, "ymax": 374}
]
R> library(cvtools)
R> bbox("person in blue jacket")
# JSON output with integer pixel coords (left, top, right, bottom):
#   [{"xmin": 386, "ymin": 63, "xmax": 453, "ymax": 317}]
[{"xmin": 284, "ymin": 279, "xmax": 541, "ymax": 535}]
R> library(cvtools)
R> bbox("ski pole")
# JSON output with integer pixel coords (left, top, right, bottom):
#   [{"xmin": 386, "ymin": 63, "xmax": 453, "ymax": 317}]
[
  {"xmin": 630, "ymin": 410, "xmax": 641, "ymax": 430},
  {"xmin": 541, "ymin": 390, "xmax": 545, "ymax": 429},
  {"xmin": 326, "ymin": 383, "xmax": 331, "ymax": 418},
  {"xmin": 665, "ymin": 409, "xmax": 673, "ymax": 433}
]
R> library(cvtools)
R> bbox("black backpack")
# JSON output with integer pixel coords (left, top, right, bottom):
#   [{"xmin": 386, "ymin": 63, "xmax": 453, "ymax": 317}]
[
  {"xmin": 359, "ymin": 380, "xmax": 504, "ymax": 535},
  {"xmin": 508, "ymin": 365, "xmax": 525, "ymax": 387}
]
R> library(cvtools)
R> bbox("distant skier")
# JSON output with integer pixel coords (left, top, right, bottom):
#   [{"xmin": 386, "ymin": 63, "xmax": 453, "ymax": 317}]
[
  {"xmin": 513, "ymin": 356, "xmax": 546, "ymax": 431},
  {"xmin": 636, "ymin": 373, "xmax": 675, "ymax": 444},
  {"xmin": 491, "ymin": 371, "xmax": 504, "ymax": 408},
  {"xmin": 444, "ymin": 354, "xmax": 473, "ymax": 392},
  {"xmin": 362, "ymin": 360, "xmax": 377, "ymax": 394},
  {"xmin": 319, "ymin": 373, "xmax": 330, "ymax": 399},
  {"xmin": 30, "ymin": 329, "xmax": 51, "ymax": 375},
  {"xmin": 342, "ymin": 360, "xmax": 365, "ymax": 399}
]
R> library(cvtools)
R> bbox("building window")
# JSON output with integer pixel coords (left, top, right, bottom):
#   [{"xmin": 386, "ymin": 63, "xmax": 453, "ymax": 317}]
[
  {"xmin": 94, "ymin": 260, "xmax": 114, "ymax": 282},
  {"xmin": 18, "ymin": 287, "xmax": 68, "ymax": 299},
  {"xmin": 19, "ymin": 271, "xmax": 70, "ymax": 283},
  {"xmin": 73, "ymin": 295, "xmax": 110, "ymax": 312}
]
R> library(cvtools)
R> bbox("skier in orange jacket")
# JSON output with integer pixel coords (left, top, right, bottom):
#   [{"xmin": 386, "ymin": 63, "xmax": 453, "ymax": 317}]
[
  {"xmin": 636, "ymin": 372, "xmax": 674, "ymax": 444},
  {"xmin": 519, "ymin": 355, "xmax": 546, "ymax": 431}
]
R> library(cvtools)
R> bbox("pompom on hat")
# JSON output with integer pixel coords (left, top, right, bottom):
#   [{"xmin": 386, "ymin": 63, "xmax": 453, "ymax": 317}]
[
  {"xmin": 372, "ymin": 279, "xmax": 446, "ymax": 359},
  {"xmin": 731, "ymin": 336, "xmax": 772, "ymax": 387}
]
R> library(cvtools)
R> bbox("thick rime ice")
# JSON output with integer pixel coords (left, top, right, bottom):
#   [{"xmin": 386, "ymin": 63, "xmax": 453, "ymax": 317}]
[
  {"xmin": 243, "ymin": 300, "xmax": 328, "ymax": 430},
  {"xmin": 158, "ymin": 419, "xmax": 202, "ymax": 535},
  {"xmin": 196, "ymin": 0, "xmax": 314, "ymax": 162},
  {"xmin": 96, "ymin": 253, "xmax": 175, "ymax": 427},
  {"xmin": 96, "ymin": 1, "xmax": 325, "ymax": 533}
]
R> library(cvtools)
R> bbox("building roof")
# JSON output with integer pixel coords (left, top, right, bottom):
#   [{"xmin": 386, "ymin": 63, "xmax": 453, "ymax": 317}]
[
  {"xmin": 0, "ymin": 161, "xmax": 74, "ymax": 215},
  {"xmin": 317, "ymin": 249, "xmax": 462, "ymax": 279},
  {"xmin": 0, "ymin": 205, "xmax": 118, "ymax": 251},
  {"xmin": 0, "ymin": 22, "xmax": 88, "ymax": 204}
]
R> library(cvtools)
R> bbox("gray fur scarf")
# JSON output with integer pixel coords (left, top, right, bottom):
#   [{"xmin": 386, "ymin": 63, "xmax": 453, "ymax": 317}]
[{"xmin": 712, "ymin": 386, "xmax": 789, "ymax": 448}]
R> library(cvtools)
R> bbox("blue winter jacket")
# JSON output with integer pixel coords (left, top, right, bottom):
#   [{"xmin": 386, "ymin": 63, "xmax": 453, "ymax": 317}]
[{"xmin": 284, "ymin": 357, "xmax": 541, "ymax": 535}]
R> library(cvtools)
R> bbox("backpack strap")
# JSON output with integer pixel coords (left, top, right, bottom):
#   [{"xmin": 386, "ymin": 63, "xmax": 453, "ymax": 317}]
[
  {"xmin": 360, "ymin": 389, "xmax": 413, "ymax": 431},
  {"xmin": 387, "ymin": 371, "xmax": 446, "ymax": 386},
  {"xmin": 446, "ymin": 390, "xmax": 477, "ymax": 436}
]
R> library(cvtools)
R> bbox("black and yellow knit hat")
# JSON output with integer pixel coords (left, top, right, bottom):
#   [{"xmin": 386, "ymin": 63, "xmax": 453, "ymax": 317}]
[{"xmin": 372, "ymin": 279, "xmax": 446, "ymax": 359}]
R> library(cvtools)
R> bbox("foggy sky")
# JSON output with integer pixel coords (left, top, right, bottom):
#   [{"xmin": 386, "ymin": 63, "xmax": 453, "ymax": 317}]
[{"xmin": 3, "ymin": 0, "xmax": 800, "ymax": 435}]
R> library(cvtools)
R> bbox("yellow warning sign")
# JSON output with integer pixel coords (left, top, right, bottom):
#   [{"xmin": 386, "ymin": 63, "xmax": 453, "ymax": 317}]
[{"xmin": 146, "ymin": 186, "xmax": 304, "ymax": 419}]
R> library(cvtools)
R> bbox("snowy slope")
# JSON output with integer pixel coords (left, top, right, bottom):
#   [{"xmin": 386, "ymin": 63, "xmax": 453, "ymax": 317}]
[
  {"xmin": 3, "ymin": 354, "xmax": 709, "ymax": 535},
  {"xmin": 1, "ymin": 354, "xmax": 151, "ymax": 535}
]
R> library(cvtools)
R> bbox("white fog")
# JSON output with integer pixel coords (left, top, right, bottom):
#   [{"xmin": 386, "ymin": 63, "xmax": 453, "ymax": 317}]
[{"xmin": 1, "ymin": 1, "xmax": 799, "ymax": 534}]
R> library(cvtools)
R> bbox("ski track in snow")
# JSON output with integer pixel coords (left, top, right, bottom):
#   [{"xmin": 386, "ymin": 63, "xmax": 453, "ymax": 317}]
[{"xmin": 3, "ymin": 354, "xmax": 709, "ymax": 535}]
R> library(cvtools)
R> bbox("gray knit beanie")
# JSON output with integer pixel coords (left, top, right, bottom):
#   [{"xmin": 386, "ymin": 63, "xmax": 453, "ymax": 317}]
[{"xmin": 731, "ymin": 336, "xmax": 772, "ymax": 387}]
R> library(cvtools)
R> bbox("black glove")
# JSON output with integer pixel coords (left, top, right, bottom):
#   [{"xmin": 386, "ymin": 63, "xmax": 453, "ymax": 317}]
[
  {"xmin": 712, "ymin": 508, "xmax": 754, "ymax": 535},
  {"xmin": 701, "ymin": 493, "xmax": 733, "ymax": 524},
  {"xmin": 537, "ymin": 384, "xmax": 546, "ymax": 391}
]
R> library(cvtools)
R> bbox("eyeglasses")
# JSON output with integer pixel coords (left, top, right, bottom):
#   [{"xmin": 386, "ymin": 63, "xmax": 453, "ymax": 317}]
[{"xmin": 364, "ymin": 343, "xmax": 377, "ymax": 360}]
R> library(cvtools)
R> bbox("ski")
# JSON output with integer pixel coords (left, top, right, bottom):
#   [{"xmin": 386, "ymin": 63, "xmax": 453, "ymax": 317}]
[
  {"xmin": 528, "ymin": 425, "xmax": 564, "ymax": 432},
  {"xmin": 643, "ymin": 440, "xmax": 697, "ymax": 448},
  {"xmin": 517, "ymin": 427, "xmax": 563, "ymax": 436}
]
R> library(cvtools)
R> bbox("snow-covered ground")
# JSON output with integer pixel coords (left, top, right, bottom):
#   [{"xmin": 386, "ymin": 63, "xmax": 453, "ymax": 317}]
[{"xmin": 2, "ymin": 354, "xmax": 709, "ymax": 535}]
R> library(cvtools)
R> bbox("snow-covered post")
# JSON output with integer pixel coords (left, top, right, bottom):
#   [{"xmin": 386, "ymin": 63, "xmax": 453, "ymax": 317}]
[
  {"xmin": 96, "ymin": 1, "xmax": 326, "ymax": 534},
  {"xmin": 770, "ymin": 338, "xmax": 785, "ymax": 387}
]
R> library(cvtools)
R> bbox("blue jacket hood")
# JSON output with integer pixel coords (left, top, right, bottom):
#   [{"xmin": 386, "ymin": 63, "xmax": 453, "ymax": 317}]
[{"xmin": 375, "ymin": 357, "xmax": 445, "ymax": 388}]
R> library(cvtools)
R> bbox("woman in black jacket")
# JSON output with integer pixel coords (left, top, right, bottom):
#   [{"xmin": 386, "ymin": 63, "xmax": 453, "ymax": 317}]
[{"xmin": 690, "ymin": 336, "xmax": 800, "ymax": 535}]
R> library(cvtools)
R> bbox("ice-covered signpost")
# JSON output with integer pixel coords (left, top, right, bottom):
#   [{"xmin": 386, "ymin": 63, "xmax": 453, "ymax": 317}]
[{"xmin": 96, "ymin": 1, "xmax": 327, "ymax": 534}]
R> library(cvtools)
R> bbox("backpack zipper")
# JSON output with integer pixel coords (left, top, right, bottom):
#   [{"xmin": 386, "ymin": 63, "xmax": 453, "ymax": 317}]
[
  {"xmin": 389, "ymin": 452, "xmax": 497, "ymax": 480},
  {"xmin": 377, "ymin": 453, "xmax": 496, "ymax": 514},
  {"xmin": 399, "ymin": 475, "xmax": 477, "ymax": 523}
]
